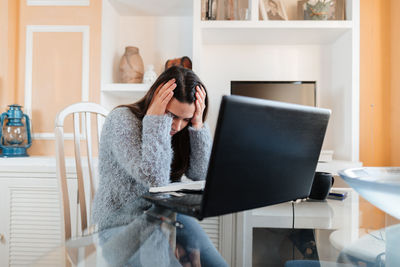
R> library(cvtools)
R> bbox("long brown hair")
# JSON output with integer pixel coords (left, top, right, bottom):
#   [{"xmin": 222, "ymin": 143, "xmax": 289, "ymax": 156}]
[{"xmin": 118, "ymin": 66, "xmax": 208, "ymax": 182}]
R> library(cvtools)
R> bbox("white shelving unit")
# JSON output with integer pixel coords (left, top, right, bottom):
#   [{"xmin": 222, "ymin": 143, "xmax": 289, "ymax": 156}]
[
  {"xmin": 101, "ymin": 83, "xmax": 150, "ymax": 109},
  {"xmin": 100, "ymin": 0, "xmax": 360, "ymax": 265},
  {"xmin": 100, "ymin": 0, "xmax": 194, "ymax": 111},
  {"xmin": 200, "ymin": 20, "xmax": 353, "ymax": 45},
  {"xmin": 193, "ymin": 0, "xmax": 360, "ymax": 164},
  {"xmin": 194, "ymin": 1, "xmax": 360, "ymax": 266},
  {"xmin": 102, "ymin": 83, "xmax": 150, "ymax": 93}
]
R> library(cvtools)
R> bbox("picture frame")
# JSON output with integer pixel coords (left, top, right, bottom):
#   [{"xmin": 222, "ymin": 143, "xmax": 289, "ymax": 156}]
[
  {"xmin": 260, "ymin": 0, "xmax": 288, "ymax": 20},
  {"xmin": 334, "ymin": 0, "xmax": 346, "ymax": 20}
]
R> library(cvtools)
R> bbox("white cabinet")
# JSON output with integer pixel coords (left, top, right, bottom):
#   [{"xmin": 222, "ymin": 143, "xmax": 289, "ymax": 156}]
[
  {"xmin": 0, "ymin": 158, "xmax": 78, "ymax": 267},
  {"xmin": 235, "ymin": 189, "xmax": 359, "ymax": 266},
  {"xmin": 0, "ymin": 175, "xmax": 61, "ymax": 266}
]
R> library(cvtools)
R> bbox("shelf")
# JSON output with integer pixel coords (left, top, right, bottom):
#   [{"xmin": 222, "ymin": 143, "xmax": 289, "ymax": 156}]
[
  {"xmin": 108, "ymin": 0, "xmax": 193, "ymax": 16},
  {"xmin": 201, "ymin": 20, "xmax": 353, "ymax": 45},
  {"xmin": 101, "ymin": 83, "xmax": 149, "ymax": 97}
]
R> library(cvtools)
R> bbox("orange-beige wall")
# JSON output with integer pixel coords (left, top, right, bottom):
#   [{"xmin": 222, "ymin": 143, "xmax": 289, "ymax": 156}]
[
  {"xmin": 0, "ymin": 0, "xmax": 18, "ymax": 109},
  {"xmin": 360, "ymin": 0, "xmax": 400, "ymax": 229},
  {"xmin": 0, "ymin": 0, "xmax": 102, "ymax": 156},
  {"xmin": 391, "ymin": 0, "xmax": 400, "ymax": 166},
  {"xmin": 360, "ymin": 0, "xmax": 391, "ymax": 167}
]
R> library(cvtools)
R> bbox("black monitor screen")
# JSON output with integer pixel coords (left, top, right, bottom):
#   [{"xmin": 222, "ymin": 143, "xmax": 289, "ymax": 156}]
[{"xmin": 231, "ymin": 81, "xmax": 316, "ymax": 107}]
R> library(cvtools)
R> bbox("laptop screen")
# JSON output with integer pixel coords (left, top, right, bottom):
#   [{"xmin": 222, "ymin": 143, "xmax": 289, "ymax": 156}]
[{"xmin": 200, "ymin": 95, "xmax": 330, "ymax": 218}]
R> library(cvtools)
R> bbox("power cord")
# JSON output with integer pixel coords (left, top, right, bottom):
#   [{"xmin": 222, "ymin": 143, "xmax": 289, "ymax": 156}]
[
  {"xmin": 292, "ymin": 201, "xmax": 295, "ymax": 229},
  {"xmin": 290, "ymin": 199, "xmax": 321, "ymax": 262},
  {"xmin": 292, "ymin": 200, "xmax": 295, "ymax": 260}
]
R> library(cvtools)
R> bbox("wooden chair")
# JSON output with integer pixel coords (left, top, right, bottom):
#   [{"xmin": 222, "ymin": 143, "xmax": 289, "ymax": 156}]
[{"xmin": 55, "ymin": 102, "xmax": 109, "ymax": 242}]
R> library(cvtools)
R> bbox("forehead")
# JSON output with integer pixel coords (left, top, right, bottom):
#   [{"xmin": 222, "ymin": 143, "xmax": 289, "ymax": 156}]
[{"xmin": 166, "ymin": 98, "xmax": 195, "ymax": 119}]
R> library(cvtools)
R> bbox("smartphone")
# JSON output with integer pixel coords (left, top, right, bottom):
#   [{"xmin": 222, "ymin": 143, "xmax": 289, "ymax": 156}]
[{"xmin": 327, "ymin": 191, "xmax": 348, "ymax": 200}]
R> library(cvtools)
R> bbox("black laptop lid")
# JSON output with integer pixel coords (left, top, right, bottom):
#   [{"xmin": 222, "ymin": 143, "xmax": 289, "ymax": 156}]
[{"xmin": 200, "ymin": 95, "xmax": 330, "ymax": 218}]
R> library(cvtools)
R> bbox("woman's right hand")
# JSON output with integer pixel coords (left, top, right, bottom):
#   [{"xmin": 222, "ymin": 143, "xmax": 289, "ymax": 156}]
[{"xmin": 146, "ymin": 78, "xmax": 176, "ymax": 116}]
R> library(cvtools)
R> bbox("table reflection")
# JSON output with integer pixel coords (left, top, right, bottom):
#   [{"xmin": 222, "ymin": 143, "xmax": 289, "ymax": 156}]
[
  {"xmin": 33, "ymin": 206, "xmax": 181, "ymax": 267},
  {"xmin": 31, "ymin": 201, "xmax": 400, "ymax": 267}
]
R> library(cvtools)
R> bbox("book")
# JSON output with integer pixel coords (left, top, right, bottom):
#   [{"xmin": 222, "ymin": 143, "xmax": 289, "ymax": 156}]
[
  {"xmin": 318, "ymin": 150, "xmax": 334, "ymax": 162},
  {"xmin": 149, "ymin": 180, "xmax": 205, "ymax": 193},
  {"xmin": 259, "ymin": 0, "xmax": 268, "ymax": 21}
]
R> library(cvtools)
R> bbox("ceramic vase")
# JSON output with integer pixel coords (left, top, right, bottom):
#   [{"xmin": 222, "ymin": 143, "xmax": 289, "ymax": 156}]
[
  {"xmin": 143, "ymin": 65, "xmax": 157, "ymax": 84},
  {"xmin": 119, "ymin": 46, "xmax": 144, "ymax": 83}
]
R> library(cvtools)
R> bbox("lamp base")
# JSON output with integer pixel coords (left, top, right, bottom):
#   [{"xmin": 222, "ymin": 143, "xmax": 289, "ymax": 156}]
[{"xmin": 0, "ymin": 147, "xmax": 29, "ymax": 157}]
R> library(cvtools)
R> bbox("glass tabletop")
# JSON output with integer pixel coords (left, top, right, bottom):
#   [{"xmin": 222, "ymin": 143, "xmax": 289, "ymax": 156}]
[
  {"xmin": 31, "ymin": 176, "xmax": 399, "ymax": 267},
  {"xmin": 32, "ymin": 206, "xmax": 182, "ymax": 267},
  {"xmin": 250, "ymin": 193, "xmax": 395, "ymax": 267},
  {"xmin": 32, "ymin": 229, "xmax": 180, "ymax": 267}
]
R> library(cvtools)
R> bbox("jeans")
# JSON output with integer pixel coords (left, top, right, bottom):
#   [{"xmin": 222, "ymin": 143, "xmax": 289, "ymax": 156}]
[
  {"xmin": 98, "ymin": 220, "xmax": 180, "ymax": 267},
  {"xmin": 176, "ymin": 214, "xmax": 228, "ymax": 267}
]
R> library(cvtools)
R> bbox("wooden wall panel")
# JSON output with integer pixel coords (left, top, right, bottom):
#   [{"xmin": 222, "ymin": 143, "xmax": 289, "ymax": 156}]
[
  {"xmin": 359, "ymin": 0, "xmax": 393, "ymax": 231},
  {"xmin": 8, "ymin": 0, "xmax": 103, "ymax": 156},
  {"xmin": 32, "ymin": 32, "xmax": 82, "ymax": 134},
  {"xmin": 360, "ymin": 0, "xmax": 391, "ymax": 167},
  {"xmin": 0, "ymin": 0, "xmax": 19, "ymax": 111},
  {"xmin": 391, "ymin": 0, "xmax": 400, "ymax": 165}
]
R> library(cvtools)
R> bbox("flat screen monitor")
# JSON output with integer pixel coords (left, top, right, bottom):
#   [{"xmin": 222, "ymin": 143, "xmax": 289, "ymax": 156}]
[{"xmin": 231, "ymin": 81, "xmax": 316, "ymax": 107}]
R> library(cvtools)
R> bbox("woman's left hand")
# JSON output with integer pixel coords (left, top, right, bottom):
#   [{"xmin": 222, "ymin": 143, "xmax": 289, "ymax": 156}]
[{"xmin": 191, "ymin": 85, "xmax": 206, "ymax": 130}]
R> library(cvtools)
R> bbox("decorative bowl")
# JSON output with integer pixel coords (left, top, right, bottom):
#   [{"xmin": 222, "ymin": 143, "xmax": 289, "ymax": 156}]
[{"xmin": 339, "ymin": 167, "xmax": 400, "ymax": 219}]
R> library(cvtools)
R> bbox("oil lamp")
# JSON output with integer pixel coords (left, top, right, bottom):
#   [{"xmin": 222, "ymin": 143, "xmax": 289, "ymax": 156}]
[{"xmin": 0, "ymin": 105, "xmax": 32, "ymax": 157}]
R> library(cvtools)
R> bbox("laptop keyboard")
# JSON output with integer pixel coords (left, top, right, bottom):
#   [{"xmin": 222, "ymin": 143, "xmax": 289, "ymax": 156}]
[
  {"xmin": 167, "ymin": 194, "xmax": 203, "ymax": 207},
  {"xmin": 143, "ymin": 193, "xmax": 203, "ymax": 217},
  {"xmin": 156, "ymin": 193, "xmax": 202, "ymax": 207}
]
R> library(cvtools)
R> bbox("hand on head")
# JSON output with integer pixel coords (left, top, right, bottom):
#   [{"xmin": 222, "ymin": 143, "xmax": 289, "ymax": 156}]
[
  {"xmin": 191, "ymin": 85, "xmax": 207, "ymax": 130},
  {"xmin": 146, "ymin": 78, "xmax": 176, "ymax": 116},
  {"xmin": 146, "ymin": 79, "xmax": 207, "ymax": 131}
]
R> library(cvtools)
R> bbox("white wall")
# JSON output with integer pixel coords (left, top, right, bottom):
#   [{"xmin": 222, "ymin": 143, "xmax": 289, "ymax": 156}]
[
  {"xmin": 197, "ymin": 44, "xmax": 340, "ymax": 153},
  {"xmin": 108, "ymin": 16, "xmax": 193, "ymax": 83}
]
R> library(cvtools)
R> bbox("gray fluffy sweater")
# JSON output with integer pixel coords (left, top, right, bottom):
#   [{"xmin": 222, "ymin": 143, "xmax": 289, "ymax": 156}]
[{"xmin": 92, "ymin": 107, "xmax": 212, "ymax": 230}]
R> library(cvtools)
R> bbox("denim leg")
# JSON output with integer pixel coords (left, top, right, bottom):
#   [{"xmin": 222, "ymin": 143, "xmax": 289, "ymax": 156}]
[{"xmin": 176, "ymin": 214, "xmax": 228, "ymax": 267}]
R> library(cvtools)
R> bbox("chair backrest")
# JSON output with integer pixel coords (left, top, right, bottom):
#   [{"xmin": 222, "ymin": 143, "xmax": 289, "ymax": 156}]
[{"xmin": 55, "ymin": 102, "xmax": 109, "ymax": 241}]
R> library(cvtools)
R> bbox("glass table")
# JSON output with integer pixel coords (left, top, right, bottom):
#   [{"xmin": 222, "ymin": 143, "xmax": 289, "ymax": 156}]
[
  {"xmin": 32, "ymin": 206, "xmax": 182, "ymax": 267},
  {"xmin": 31, "ymin": 168, "xmax": 400, "ymax": 267}
]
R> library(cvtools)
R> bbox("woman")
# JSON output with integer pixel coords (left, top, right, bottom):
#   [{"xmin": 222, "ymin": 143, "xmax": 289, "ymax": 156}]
[{"xmin": 92, "ymin": 66, "xmax": 228, "ymax": 266}]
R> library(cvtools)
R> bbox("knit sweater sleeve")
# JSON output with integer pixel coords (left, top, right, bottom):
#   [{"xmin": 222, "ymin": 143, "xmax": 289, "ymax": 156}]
[
  {"xmin": 106, "ymin": 108, "xmax": 173, "ymax": 187},
  {"xmin": 185, "ymin": 124, "xmax": 213, "ymax": 181}
]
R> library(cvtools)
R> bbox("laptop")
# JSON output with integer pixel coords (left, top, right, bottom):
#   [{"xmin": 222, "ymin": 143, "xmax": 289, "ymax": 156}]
[{"xmin": 143, "ymin": 95, "xmax": 331, "ymax": 220}]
